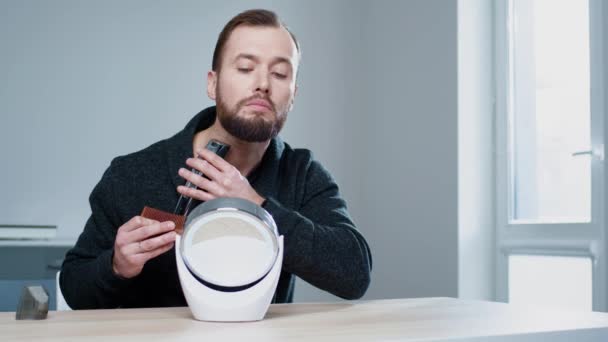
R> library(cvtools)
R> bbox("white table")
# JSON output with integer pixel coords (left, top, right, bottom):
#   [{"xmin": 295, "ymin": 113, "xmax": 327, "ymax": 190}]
[{"xmin": 2, "ymin": 298, "xmax": 608, "ymax": 341}]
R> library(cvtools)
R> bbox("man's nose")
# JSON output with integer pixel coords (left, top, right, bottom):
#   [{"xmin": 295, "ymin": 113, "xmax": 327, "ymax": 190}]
[{"xmin": 254, "ymin": 71, "xmax": 270, "ymax": 94}]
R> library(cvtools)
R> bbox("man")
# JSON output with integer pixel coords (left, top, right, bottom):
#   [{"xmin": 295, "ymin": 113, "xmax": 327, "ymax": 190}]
[{"xmin": 60, "ymin": 9, "xmax": 372, "ymax": 309}]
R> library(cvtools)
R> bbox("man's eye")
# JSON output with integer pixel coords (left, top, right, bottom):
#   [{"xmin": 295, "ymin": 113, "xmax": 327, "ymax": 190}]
[
  {"xmin": 237, "ymin": 68, "xmax": 252, "ymax": 73},
  {"xmin": 273, "ymin": 72, "xmax": 287, "ymax": 79}
]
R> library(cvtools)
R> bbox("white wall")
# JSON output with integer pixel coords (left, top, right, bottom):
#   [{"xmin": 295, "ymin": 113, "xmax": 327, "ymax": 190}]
[
  {"xmin": 1, "ymin": 0, "xmax": 488, "ymax": 303},
  {"xmin": 457, "ymin": 0, "xmax": 495, "ymax": 300},
  {"xmin": 600, "ymin": 1, "xmax": 608, "ymax": 308}
]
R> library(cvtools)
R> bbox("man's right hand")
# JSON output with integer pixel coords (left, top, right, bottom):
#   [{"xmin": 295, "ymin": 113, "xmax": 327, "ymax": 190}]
[{"xmin": 112, "ymin": 216, "xmax": 176, "ymax": 279}]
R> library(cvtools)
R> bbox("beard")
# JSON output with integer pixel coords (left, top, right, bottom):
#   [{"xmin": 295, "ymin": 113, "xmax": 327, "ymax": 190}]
[{"xmin": 215, "ymin": 88, "xmax": 288, "ymax": 143}]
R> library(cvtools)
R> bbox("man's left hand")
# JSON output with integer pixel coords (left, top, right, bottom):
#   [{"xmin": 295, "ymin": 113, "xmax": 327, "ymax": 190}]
[{"xmin": 177, "ymin": 148, "xmax": 265, "ymax": 205}]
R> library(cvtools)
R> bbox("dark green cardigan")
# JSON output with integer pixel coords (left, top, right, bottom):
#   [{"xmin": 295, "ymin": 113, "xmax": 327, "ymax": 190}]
[{"xmin": 60, "ymin": 106, "xmax": 372, "ymax": 309}]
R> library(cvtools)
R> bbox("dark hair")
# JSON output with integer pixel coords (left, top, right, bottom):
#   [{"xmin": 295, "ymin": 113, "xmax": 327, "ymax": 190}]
[{"xmin": 211, "ymin": 9, "xmax": 300, "ymax": 72}]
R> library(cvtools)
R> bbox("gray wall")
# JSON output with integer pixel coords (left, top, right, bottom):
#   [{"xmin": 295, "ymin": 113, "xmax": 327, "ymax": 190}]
[
  {"xmin": 357, "ymin": 0, "xmax": 460, "ymax": 299},
  {"xmin": 299, "ymin": 0, "xmax": 463, "ymax": 301},
  {"xmin": 0, "ymin": 0, "xmax": 366, "ymax": 241},
  {"xmin": 1, "ymin": 0, "xmax": 473, "ymax": 304}
]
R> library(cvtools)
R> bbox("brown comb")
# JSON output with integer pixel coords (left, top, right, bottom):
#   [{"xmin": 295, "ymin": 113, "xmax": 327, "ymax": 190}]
[{"xmin": 140, "ymin": 206, "xmax": 186, "ymax": 235}]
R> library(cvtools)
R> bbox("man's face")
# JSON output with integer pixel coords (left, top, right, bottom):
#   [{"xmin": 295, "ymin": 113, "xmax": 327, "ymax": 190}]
[{"xmin": 207, "ymin": 25, "xmax": 299, "ymax": 142}]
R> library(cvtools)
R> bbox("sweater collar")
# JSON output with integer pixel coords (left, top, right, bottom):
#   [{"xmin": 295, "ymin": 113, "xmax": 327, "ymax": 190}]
[{"xmin": 166, "ymin": 106, "xmax": 285, "ymax": 189}]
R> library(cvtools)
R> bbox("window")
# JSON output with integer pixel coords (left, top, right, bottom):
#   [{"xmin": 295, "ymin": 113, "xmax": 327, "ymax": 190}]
[
  {"xmin": 495, "ymin": 0, "xmax": 605, "ymax": 311},
  {"xmin": 510, "ymin": 0, "xmax": 591, "ymax": 223}
]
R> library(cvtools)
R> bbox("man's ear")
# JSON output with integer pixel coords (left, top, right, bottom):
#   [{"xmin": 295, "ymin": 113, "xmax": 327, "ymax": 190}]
[
  {"xmin": 207, "ymin": 71, "xmax": 217, "ymax": 100},
  {"xmin": 289, "ymin": 84, "xmax": 298, "ymax": 112}
]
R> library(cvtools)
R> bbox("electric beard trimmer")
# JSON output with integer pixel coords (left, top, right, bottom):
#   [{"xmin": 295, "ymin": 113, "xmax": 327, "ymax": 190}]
[{"xmin": 140, "ymin": 139, "xmax": 231, "ymax": 233}]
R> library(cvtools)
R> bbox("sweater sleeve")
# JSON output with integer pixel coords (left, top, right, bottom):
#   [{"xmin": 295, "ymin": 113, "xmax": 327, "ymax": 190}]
[
  {"xmin": 262, "ymin": 161, "xmax": 372, "ymax": 300},
  {"xmin": 60, "ymin": 160, "xmax": 134, "ymax": 309}
]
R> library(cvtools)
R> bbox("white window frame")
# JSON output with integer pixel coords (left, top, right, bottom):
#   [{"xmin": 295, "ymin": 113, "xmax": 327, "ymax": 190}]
[{"xmin": 494, "ymin": 0, "xmax": 606, "ymax": 311}]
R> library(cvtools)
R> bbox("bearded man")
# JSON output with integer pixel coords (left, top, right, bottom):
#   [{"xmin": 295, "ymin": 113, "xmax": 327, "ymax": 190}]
[{"xmin": 60, "ymin": 9, "xmax": 372, "ymax": 309}]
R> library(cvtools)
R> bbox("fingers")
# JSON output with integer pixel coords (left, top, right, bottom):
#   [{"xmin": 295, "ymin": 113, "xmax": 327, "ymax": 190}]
[
  {"xmin": 196, "ymin": 148, "xmax": 232, "ymax": 172},
  {"xmin": 185, "ymin": 156, "xmax": 223, "ymax": 181},
  {"xmin": 176, "ymin": 184, "xmax": 216, "ymax": 202},
  {"xmin": 133, "ymin": 240, "xmax": 175, "ymax": 265},
  {"xmin": 119, "ymin": 216, "xmax": 157, "ymax": 233},
  {"xmin": 115, "ymin": 217, "xmax": 158, "ymax": 251},
  {"xmin": 178, "ymin": 167, "xmax": 223, "ymax": 194},
  {"xmin": 113, "ymin": 218, "xmax": 176, "ymax": 278},
  {"xmin": 127, "ymin": 221, "xmax": 175, "ymax": 243},
  {"xmin": 177, "ymin": 150, "xmax": 260, "ymax": 203},
  {"xmin": 134, "ymin": 230, "xmax": 176, "ymax": 254},
  {"xmin": 119, "ymin": 230, "xmax": 176, "ymax": 261}
]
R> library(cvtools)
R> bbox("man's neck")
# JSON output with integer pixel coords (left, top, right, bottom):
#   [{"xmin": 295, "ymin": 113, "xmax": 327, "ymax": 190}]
[{"xmin": 192, "ymin": 119, "xmax": 270, "ymax": 177}]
